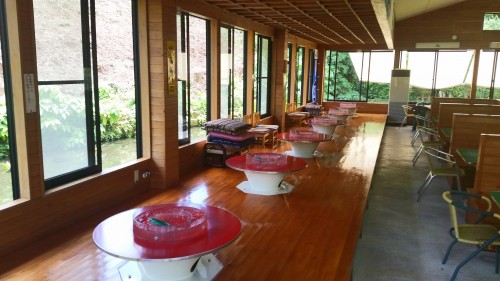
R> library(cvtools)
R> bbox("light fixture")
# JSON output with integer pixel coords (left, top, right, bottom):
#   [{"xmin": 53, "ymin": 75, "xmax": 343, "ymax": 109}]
[{"xmin": 415, "ymin": 42, "xmax": 460, "ymax": 49}]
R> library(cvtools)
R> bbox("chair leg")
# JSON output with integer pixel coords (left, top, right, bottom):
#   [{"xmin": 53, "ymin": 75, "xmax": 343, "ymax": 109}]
[
  {"xmin": 412, "ymin": 145, "xmax": 424, "ymax": 166},
  {"xmin": 417, "ymin": 173, "xmax": 434, "ymax": 202},
  {"xmin": 496, "ymin": 246, "xmax": 499, "ymax": 274},
  {"xmin": 442, "ymin": 238, "xmax": 458, "ymax": 265},
  {"xmin": 450, "ymin": 234, "xmax": 500, "ymax": 281},
  {"xmin": 399, "ymin": 116, "xmax": 407, "ymax": 129},
  {"xmin": 411, "ymin": 130, "xmax": 420, "ymax": 146}
]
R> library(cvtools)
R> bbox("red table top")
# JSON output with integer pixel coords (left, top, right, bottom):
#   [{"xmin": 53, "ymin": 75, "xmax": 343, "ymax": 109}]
[
  {"xmin": 276, "ymin": 131, "xmax": 333, "ymax": 143},
  {"xmin": 93, "ymin": 203, "xmax": 241, "ymax": 261},
  {"xmin": 226, "ymin": 152, "xmax": 307, "ymax": 173}
]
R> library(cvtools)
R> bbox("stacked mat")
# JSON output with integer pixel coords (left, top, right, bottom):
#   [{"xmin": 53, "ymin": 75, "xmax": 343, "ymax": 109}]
[{"xmin": 204, "ymin": 119, "xmax": 254, "ymax": 148}]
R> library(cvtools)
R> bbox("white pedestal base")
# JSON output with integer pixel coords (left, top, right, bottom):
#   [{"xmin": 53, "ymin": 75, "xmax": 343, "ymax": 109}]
[
  {"xmin": 118, "ymin": 254, "xmax": 221, "ymax": 281},
  {"xmin": 286, "ymin": 142, "xmax": 320, "ymax": 158},
  {"xmin": 311, "ymin": 124, "xmax": 337, "ymax": 135},
  {"xmin": 236, "ymin": 180, "xmax": 295, "ymax": 195}
]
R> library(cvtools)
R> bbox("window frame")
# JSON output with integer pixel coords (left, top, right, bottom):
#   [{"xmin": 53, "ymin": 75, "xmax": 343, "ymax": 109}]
[
  {"xmin": 0, "ymin": 0, "xmax": 19, "ymax": 200},
  {"xmin": 35, "ymin": 0, "xmax": 142, "ymax": 189},
  {"xmin": 220, "ymin": 24, "xmax": 247, "ymax": 120},
  {"xmin": 253, "ymin": 34, "xmax": 272, "ymax": 118},
  {"xmin": 295, "ymin": 46, "xmax": 305, "ymax": 106}
]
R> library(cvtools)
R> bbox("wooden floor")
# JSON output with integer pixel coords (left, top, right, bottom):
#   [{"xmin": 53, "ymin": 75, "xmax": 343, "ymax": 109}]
[{"xmin": 0, "ymin": 113, "xmax": 386, "ymax": 281}]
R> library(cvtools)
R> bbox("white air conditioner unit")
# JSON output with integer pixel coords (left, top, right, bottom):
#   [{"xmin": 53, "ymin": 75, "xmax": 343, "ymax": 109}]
[{"xmin": 415, "ymin": 42, "xmax": 460, "ymax": 49}]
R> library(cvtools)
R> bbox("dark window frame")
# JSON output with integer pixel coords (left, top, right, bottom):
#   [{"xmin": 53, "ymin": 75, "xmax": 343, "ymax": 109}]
[
  {"xmin": 0, "ymin": 0, "xmax": 20, "ymax": 200},
  {"xmin": 254, "ymin": 34, "xmax": 272, "ymax": 118},
  {"xmin": 36, "ymin": 0, "xmax": 142, "ymax": 189}
]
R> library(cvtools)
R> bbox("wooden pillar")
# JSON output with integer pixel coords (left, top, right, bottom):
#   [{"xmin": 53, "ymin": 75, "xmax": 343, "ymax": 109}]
[
  {"xmin": 148, "ymin": 0, "xmax": 179, "ymax": 188},
  {"xmin": 470, "ymin": 49, "xmax": 480, "ymax": 99},
  {"xmin": 273, "ymin": 29, "xmax": 287, "ymax": 130},
  {"xmin": 14, "ymin": 0, "xmax": 44, "ymax": 198},
  {"xmin": 317, "ymin": 46, "xmax": 326, "ymax": 104}
]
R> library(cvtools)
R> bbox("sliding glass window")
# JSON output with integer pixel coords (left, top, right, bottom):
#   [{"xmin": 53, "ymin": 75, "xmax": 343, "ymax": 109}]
[
  {"xmin": 476, "ymin": 50, "xmax": 499, "ymax": 99},
  {"xmin": 307, "ymin": 49, "xmax": 318, "ymax": 103},
  {"xmin": 34, "ymin": 0, "xmax": 141, "ymax": 189},
  {"xmin": 401, "ymin": 50, "xmax": 474, "ymax": 102},
  {"xmin": 324, "ymin": 50, "xmax": 393, "ymax": 103},
  {"xmin": 220, "ymin": 25, "xmax": 246, "ymax": 120},
  {"xmin": 0, "ymin": 0, "xmax": 19, "ymax": 205},
  {"xmin": 253, "ymin": 34, "xmax": 271, "ymax": 117},
  {"xmin": 295, "ymin": 46, "xmax": 305, "ymax": 106},
  {"xmin": 177, "ymin": 13, "xmax": 209, "ymax": 145},
  {"xmin": 285, "ymin": 43, "xmax": 292, "ymax": 104}
]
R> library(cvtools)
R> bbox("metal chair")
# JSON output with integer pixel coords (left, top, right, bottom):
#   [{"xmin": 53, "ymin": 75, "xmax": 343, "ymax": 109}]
[
  {"xmin": 399, "ymin": 104, "xmax": 414, "ymax": 129},
  {"xmin": 412, "ymin": 115, "xmax": 444, "ymax": 165},
  {"xmin": 442, "ymin": 191, "xmax": 500, "ymax": 281},
  {"xmin": 411, "ymin": 105, "xmax": 432, "ymax": 145},
  {"xmin": 417, "ymin": 147, "xmax": 465, "ymax": 202}
]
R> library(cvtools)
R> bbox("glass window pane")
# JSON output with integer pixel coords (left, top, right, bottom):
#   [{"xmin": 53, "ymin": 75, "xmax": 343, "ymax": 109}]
[
  {"xmin": 403, "ymin": 51, "xmax": 435, "ymax": 102},
  {"xmin": 367, "ymin": 51, "xmax": 393, "ymax": 103},
  {"xmin": 220, "ymin": 27, "xmax": 230, "ymax": 119},
  {"xmin": 233, "ymin": 29, "xmax": 245, "ymax": 119},
  {"xmin": 295, "ymin": 47, "xmax": 304, "ymax": 105},
  {"xmin": 477, "ymin": 50, "xmax": 495, "ymax": 99},
  {"xmin": 0, "ymin": 5, "xmax": 15, "ymax": 204},
  {"xmin": 435, "ymin": 50, "xmax": 474, "ymax": 98},
  {"xmin": 261, "ymin": 39, "xmax": 268, "ymax": 77},
  {"xmin": 494, "ymin": 54, "xmax": 500, "ymax": 99},
  {"xmin": 334, "ymin": 52, "xmax": 360, "ymax": 101},
  {"xmin": 260, "ymin": 78, "xmax": 268, "ymax": 115},
  {"xmin": 33, "ymin": 0, "xmax": 84, "ymax": 81},
  {"xmin": 188, "ymin": 16, "xmax": 208, "ymax": 141},
  {"xmin": 95, "ymin": 0, "xmax": 137, "ymax": 169},
  {"xmin": 39, "ymin": 84, "xmax": 89, "ymax": 179}
]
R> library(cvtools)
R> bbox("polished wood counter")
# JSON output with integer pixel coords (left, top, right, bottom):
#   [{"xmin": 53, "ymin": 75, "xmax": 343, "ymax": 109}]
[{"xmin": 0, "ymin": 114, "xmax": 386, "ymax": 281}]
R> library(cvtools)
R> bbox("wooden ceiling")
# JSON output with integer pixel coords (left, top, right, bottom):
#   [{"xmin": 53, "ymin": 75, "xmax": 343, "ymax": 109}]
[{"xmin": 198, "ymin": 0, "xmax": 389, "ymax": 49}]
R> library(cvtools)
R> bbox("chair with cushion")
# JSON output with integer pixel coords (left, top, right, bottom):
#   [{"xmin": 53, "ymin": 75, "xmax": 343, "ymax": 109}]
[
  {"xmin": 442, "ymin": 191, "xmax": 500, "ymax": 281},
  {"xmin": 399, "ymin": 104, "xmax": 414, "ymax": 129},
  {"xmin": 417, "ymin": 147, "xmax": 465, "ymax": 202}
]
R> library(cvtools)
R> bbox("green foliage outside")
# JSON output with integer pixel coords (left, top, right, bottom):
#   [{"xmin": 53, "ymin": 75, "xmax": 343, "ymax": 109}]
[
  {"xmin": 0, "ymin": 84, "xmax": 136, "ymax": 161},
  {"xmin": 484, "ymin": 13, "xmax": 500, "ymax": 30},
  {"xmin": 323, "ymin": 51, "xmax": 372, "ymax": 102}
]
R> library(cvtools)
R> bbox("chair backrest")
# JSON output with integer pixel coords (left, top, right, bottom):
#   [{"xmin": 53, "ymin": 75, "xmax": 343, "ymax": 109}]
[
  {"xmin": 442, "ymin": 191, "xmax": 493, "ymax": 239},
  {"xmin": 242, "ymin": 114, "xmax": 253, "ymax": 126},
  {"xmin": 413, "ymin": 105, "xmax": 430, "ymax": 118},
  {"xmin": 402, "ymin": 105, "xmax": 413, "ymax": 116},
  {"xmin": 253, "ymin": 112, "xmax": 261, "ymax": 126},
  {"xmin": 423, "ymin": 146, "xmax": 458, "ymax": 172},
  {"xmin": 415, "ymin": 115, "xmax": 438, "ymax": 142}
]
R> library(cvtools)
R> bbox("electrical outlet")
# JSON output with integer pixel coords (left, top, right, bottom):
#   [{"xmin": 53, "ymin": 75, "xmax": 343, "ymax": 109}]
[{"xmin": 134, "ymin": 170, "xmax": 139, "ymax": 183}]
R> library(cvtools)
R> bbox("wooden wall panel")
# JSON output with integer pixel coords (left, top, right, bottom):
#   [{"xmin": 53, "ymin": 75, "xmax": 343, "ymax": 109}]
[{"xmin": 395, "ymin": 0, "xmax": 500, "ymax": 50}]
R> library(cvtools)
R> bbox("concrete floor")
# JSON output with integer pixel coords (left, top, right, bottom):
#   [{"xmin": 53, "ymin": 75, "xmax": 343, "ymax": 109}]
[{"xmin": 353, "ymin": 126, "xmax": 499, "ymax": 281}]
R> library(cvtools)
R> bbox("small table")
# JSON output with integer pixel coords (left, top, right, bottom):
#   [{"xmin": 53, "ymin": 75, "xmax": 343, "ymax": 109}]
[
  {"xmin": 226, "ymin": 152, "xmax": 307, "ymax": 195},
  {"xmin": 490, "ymin": 191, "xmax": 500, "ymax": 208},
  {"xmin": 93, "ymin": 203, "xmax": 241, "ymax": 281},
  {"xmin": 456, "ymin": 148, "xmax": 478, "ymax": 166},
  {"xmin": 276, "ymin": 130, "xmax": 333, "ymax": 158}
]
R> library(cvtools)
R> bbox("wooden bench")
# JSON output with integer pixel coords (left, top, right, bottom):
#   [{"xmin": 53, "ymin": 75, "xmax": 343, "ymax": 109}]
[
  {"xmin": 437, "ymin": 103, "xmax": 500, "ymax": 145},
  {"xmin": 430, "ymin": 97, "xmax": 498, "ymax": 122},
  {"xmin": 449, "ymin": 114, "xmax": 500, "ymax": 189},
  {"xmin": 466, "ymin": 134, "xmax": 500, "ymax": 228}
]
